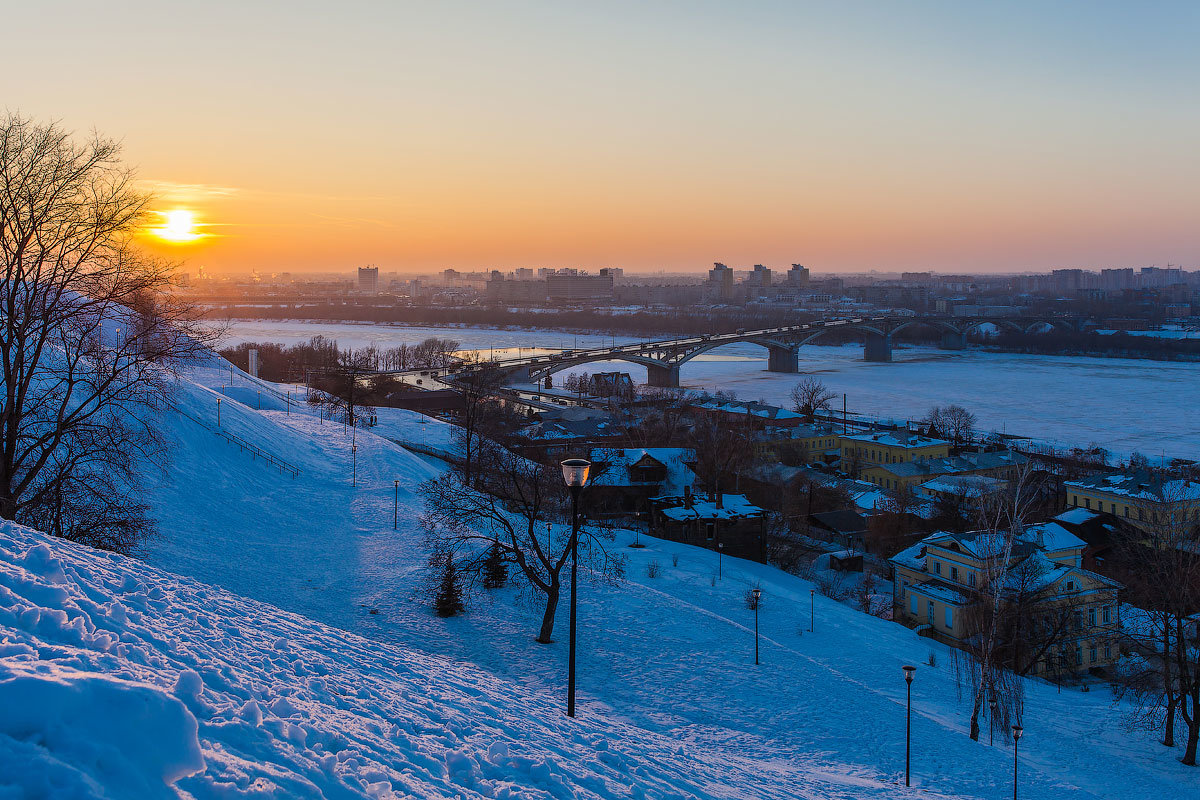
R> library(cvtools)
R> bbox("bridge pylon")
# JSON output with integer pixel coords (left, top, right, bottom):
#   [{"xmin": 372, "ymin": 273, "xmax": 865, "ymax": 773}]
[
  {"xmin": 864, "ymin": 333, "xmax": 893, "ymax": 362},
  {"xmin": 766, "ymin": 345, "xmax": 800, "ymax": 373},
  {"xmin": 646, "ymin": 363, "xmax": 680, "ymax": 388}
]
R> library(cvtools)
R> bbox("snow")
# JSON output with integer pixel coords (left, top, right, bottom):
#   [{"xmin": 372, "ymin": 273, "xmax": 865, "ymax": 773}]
[
  {"xmin": 5, "ymin": 353, "xmax": 1200, "ymax": 798},
  {"xmin": 221, "ymin": 321, "xmax": 1200, "ymax": 460}
]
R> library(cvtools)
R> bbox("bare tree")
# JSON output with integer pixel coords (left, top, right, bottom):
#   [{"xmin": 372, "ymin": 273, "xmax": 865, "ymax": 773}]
[
  {"xmin": 449, "ymin": 366, "xmax": 506, "ymax": 485},
  {"xmin": 0, "ymin": 115, "xmax": 209, "ymax": 552},
  {"xmin": 924, "ymin": 405, "xmax": 977, "ymax": 449},
  {"xmin": 420, "ymin": 441, "xmax": 624, "ymax": 642},
  {"xmin": 789, "ymin": 377, "xmax": 836, "ymax": 420},
  {"xmin": 951, "ymin": 465, "xmax": 1042, "ymax": 740},
  {"xmin": 689, "ymin": 415, "xmax": 755, "ymax": 500},
  {"xmin": 306, "ymin": 348, "xmax": 376, "ymax": 425},
  {"xmin": 1111, "ymin": 481, "xmax": 1200, "ymax": 762}
]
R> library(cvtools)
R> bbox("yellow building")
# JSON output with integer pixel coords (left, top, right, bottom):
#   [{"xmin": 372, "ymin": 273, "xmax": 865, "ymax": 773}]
[
  {"xmin": 755, "ymin": 424, "xmax": 841, "ymax": 464},
  {"xmin": 890, "ymin": 523, "xmax": 1121, "ymax": 676},
  {"xmin": 858, "ymin": 450, "xmax": 1027, "ymax": 492},
  {"xmin": 1064, "ymin": 472, "xmax": 1200, "ymax": 534},
  {"xmin": 840, "ymin": 430, "xmax": 949, "ymax": 469}
]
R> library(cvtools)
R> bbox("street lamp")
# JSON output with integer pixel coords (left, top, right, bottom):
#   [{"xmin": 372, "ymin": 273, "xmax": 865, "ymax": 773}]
[
  {"xmin": 989, "ymin": 696, "xmax": 998, "ymax": 746},
  {"xmin": 352, "ymin": 444, "xmax": 358, "ymax": 487},
  {"xmin": 216, "ymin": 398, "xmax": 221, "ymax": 427},
  {"xmin": 903, "ymin": 665, "xmax": 916, "ymax": 787},
  {"xmin": 752, "ymin": 587, "xmax": 762, "ymax": 665},
  {"xmin": 810, "ymin": 588, "xmax": 815, "ymax": 632},
  {"xmin": 1012, "ymin": 725, "xmax": 1023, "ymax": 800},
  {"xmin": 393, "ymin": 479, "xmax": 399, "ymax": 529},
  {"xmin": 560, "ymin": 458, "xmax": 591, "ymax": 718},
  {"xmin": 717, "ymin": 541, "xmax": 724, "ymax": 579}
]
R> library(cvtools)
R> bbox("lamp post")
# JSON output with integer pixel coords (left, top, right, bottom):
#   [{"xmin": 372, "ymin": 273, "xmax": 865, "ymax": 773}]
[
  {"xmin": 1012, "ymin": 725, "xmax": 1023, "ymax": 800},
  {"xmin": 752, "ymin": 587, "xmax": 762, "ymax": 665},
  {"xmin": 560, "ymin": 458, "xmax": 591, "ymax": 718},
  {"xmin": 903, "ymin": 665, "xmax": 916, "ymax": 787},
  {"xmin": 352, "ymin": 445, "xmax": 358, "ymax": 487},
  {"xmin": 216, "ymin": 398, "xmax": 221, "ymax": 427},
  {"xmin": 393, "ymin": 479, "xmax": 399, "ymax": 529},
  {"xmin": 718, "ymin": 541, "xmax": 724, "ymax": 579},
  {"xmin": 989, "ymin": 696, "xmax": 998, "ymax": 746},
  {"xmin": 810, "ymin": 588, "xmax": 815, "ymax": 632}
]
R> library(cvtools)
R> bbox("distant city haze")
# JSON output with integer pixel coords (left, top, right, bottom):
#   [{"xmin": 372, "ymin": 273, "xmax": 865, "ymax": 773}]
[{"xmin": 10, "ymin": 1, "xmax": 1199, "ymax": 274}]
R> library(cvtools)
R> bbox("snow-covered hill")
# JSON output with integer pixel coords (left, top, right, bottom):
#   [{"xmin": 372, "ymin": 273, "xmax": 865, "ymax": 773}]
[
  {"xmin": 4, "ymin": 358, "xmax": 1196, "ymax": 798},
  {"xmin": 0, "ymin": 519, "xmax": 808, "ymax": 799}
]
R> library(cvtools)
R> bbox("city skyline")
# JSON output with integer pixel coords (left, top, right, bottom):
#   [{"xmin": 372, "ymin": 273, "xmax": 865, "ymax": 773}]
[{"xmin": 10, "ymin": 1, "xmax": 1200, "ymax": 275}]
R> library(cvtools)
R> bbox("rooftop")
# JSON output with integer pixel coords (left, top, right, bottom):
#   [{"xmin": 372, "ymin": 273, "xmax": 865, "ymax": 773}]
[{"xmin": 842, "ymin": 430, "xmax": 949, "ymax": 448}]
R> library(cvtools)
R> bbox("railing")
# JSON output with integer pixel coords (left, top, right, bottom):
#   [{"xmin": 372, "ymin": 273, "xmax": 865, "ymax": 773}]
[{"xmin": 167, "ymin": 399, "xmax": 302, "ymax": 479}]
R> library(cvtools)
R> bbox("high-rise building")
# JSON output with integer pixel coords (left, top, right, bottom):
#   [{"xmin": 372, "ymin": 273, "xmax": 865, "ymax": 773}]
[
  {"xmin": 545, "ymin": 271, "xmax": 614, "ymax": 301},
  {"xmin": 708, "ymin": 262, "xmax": 734, "ymax": 300},
  {"xmin": 746, "ymin": 264, "xmax": 772, "ymax": 292},
  {"xmin": 786, "ymin": 264, "xmax": 810, "ymax": 287},
  {"xmin": 357, "ymin": 266, "xmax": 379, "ymax": 293}
]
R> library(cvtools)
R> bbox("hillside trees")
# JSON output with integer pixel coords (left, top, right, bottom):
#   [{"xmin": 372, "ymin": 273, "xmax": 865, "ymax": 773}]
[
  {"xmin": 0, "ymin": 115, "xmax": 208, "ymax": 552},
  {"xmin": 420, "ymin": 441, "xmax": 624, "ymax": 642}
]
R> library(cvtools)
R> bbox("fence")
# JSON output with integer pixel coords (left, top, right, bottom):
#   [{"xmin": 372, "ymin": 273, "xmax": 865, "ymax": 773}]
[{"xmin": 167, "ymin": 399, "xmax": 301, "ymax": 479}]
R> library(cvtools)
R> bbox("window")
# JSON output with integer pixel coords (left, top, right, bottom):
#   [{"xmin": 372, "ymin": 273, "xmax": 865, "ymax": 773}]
[
  {"xmin": 968, "ymin": 572, "xmax": 976, "ymax": 588},
  {"xmin": 1089, "ymin": 646, "xmax": 1097, "ymax": 663},
  {"xmin": 911, "ymin": 594, "xmax": 918, "ymax": 615},
  {"xmin": 1085, "ymin": 498, "xmax": 1091, "ymax": 509},
  {"xmin": 927, "ymin": 600, "xmax": 934, "ymax": 623},
  {"xmin": 1066, "ymin": 580, "xmax": 1076, "ymax": 591},
  {"xmin": 934, "ymin": 561, "xmax": 942, "ymax": 576},
  {"xmin": 1124, "ymin": 506, "xmax": 1129, "ymax": 518},
  {"xmin": 1102, "ymin": 606, "xmax": 1111, "ymax": 624},
  {"xmin": 950, "ymin": 566, "xmax": 959, "ymax": 582},
  {"xmin": 1088, "ymin": 607, "xmax": 1096, "ymax": 627},
  {"xmin": 1072, "ymin": 611, "xmax": 1083, "ymax": 631},
  {"xmin": 1075, "ymin": 646, "xmax": 1083, "ymax": 666},
  {"xmin": 944, "ymin": 607, "xmax": 954, "ymax": 629},
  {"xmin": 1105, "ymin": 644, "xmax": 1112, "ymax": 659}
]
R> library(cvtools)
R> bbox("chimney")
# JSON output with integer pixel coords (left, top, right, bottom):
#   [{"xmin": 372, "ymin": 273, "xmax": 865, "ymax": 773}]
[{"xmin": 717, "ymin": 493, "xmax": 724, "ymax": 509}]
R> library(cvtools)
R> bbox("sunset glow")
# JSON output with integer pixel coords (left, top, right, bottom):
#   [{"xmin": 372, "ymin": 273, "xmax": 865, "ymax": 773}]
[
  {"xmin": 8, "ymin": 2, "xmax": 1199, "ymax": 274},
  {"xmin": 149, "ymin": 209, "xmax": 203, "ymax": 244}
]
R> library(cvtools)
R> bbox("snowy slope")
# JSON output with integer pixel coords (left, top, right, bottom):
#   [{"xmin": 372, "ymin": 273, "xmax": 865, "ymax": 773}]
[
  {"xmin": 114, "ymin": 360, "xmax": 1200, "ymax": 799},
  {"xmin": 3, "ymin": 519, "xmax": 853, "ymax": 799}
]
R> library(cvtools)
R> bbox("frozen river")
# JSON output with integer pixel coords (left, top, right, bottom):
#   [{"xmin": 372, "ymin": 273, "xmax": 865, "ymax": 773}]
[{"xmin": 220, "ymin": 319, "xmax": 1199, "ymax": 460}]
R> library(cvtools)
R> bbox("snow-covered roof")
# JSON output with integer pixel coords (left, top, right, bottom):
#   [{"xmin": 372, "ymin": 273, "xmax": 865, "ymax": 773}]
[
  {"xmin": 656, "ymin": 494, "xmax": 763, "ymax": 521},
  {"xmin": 1023, "ymin": 522, "xmax": 1087, "ymax": 553},
  {"xmin": 842, "ymin": 430, "xmax": 949, "ymax": 448},
  {"xmin": 874, "ymin": 450, "xmax": 1026, "ymax": 479},
  {"xmin": 1054, "ymin": 507, "xmax": 1101, "ymax": 525},
  {"xmin": 1064, "ymin": 472, "xmax": 1200, "ymax": 502},
  {"xmin": 588, "ymin": 448, "xmax": 696, "ymax": 492},
  {"xmin": 918, "ymin": 475, "xmax": 1007, "ymax": 497}
]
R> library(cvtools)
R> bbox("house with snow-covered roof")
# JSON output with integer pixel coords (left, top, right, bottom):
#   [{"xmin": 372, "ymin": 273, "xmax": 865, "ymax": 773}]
[
  {"xmin": 889, "ymin": 522, "xmax": 1121, "ymax": 676},
  {"xmin": 857, "ymin": 449, "xmax": 1027, "ymax": 493},
  {"xmin": 1064, "ymin": 471, "xmax": 1200, "ymax": 535},
  {"xmin": 839, "ymin": 430, "xmax": 950, "ymax": 470},
  {"xmin": 650, "ymin": 490, "xmax": 766, "ymax": 561},
  {"xmin": 585, "ymin": 448, "xmax": 696, "ymax": 515}
]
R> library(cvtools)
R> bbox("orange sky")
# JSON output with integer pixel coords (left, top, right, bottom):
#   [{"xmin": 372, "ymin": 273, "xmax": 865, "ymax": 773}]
[{"xmin": 12, "ymin": 2, "xmax": 1200, "ymax": 275}]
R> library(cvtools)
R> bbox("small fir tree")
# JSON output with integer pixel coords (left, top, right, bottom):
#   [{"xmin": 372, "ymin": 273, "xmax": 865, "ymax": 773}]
[
  {"xmin": 434, "ymin": 554, "xmax": 465, "ymax": 618},
  {"xmin": 482, "ymin": 541, "xmax": 508, "ymax": 589}
]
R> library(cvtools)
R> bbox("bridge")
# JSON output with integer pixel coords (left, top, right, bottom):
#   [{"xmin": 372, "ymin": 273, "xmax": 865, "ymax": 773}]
[{"xmin": 437, "ymin": 314, "xmax": 1084, "ymax": 389}]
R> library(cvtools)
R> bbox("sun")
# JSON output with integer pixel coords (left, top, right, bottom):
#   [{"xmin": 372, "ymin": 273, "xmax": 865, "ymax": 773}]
[{"xmin": 149, "ymin": 209, "xmax": 204, "ymax": 243}]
